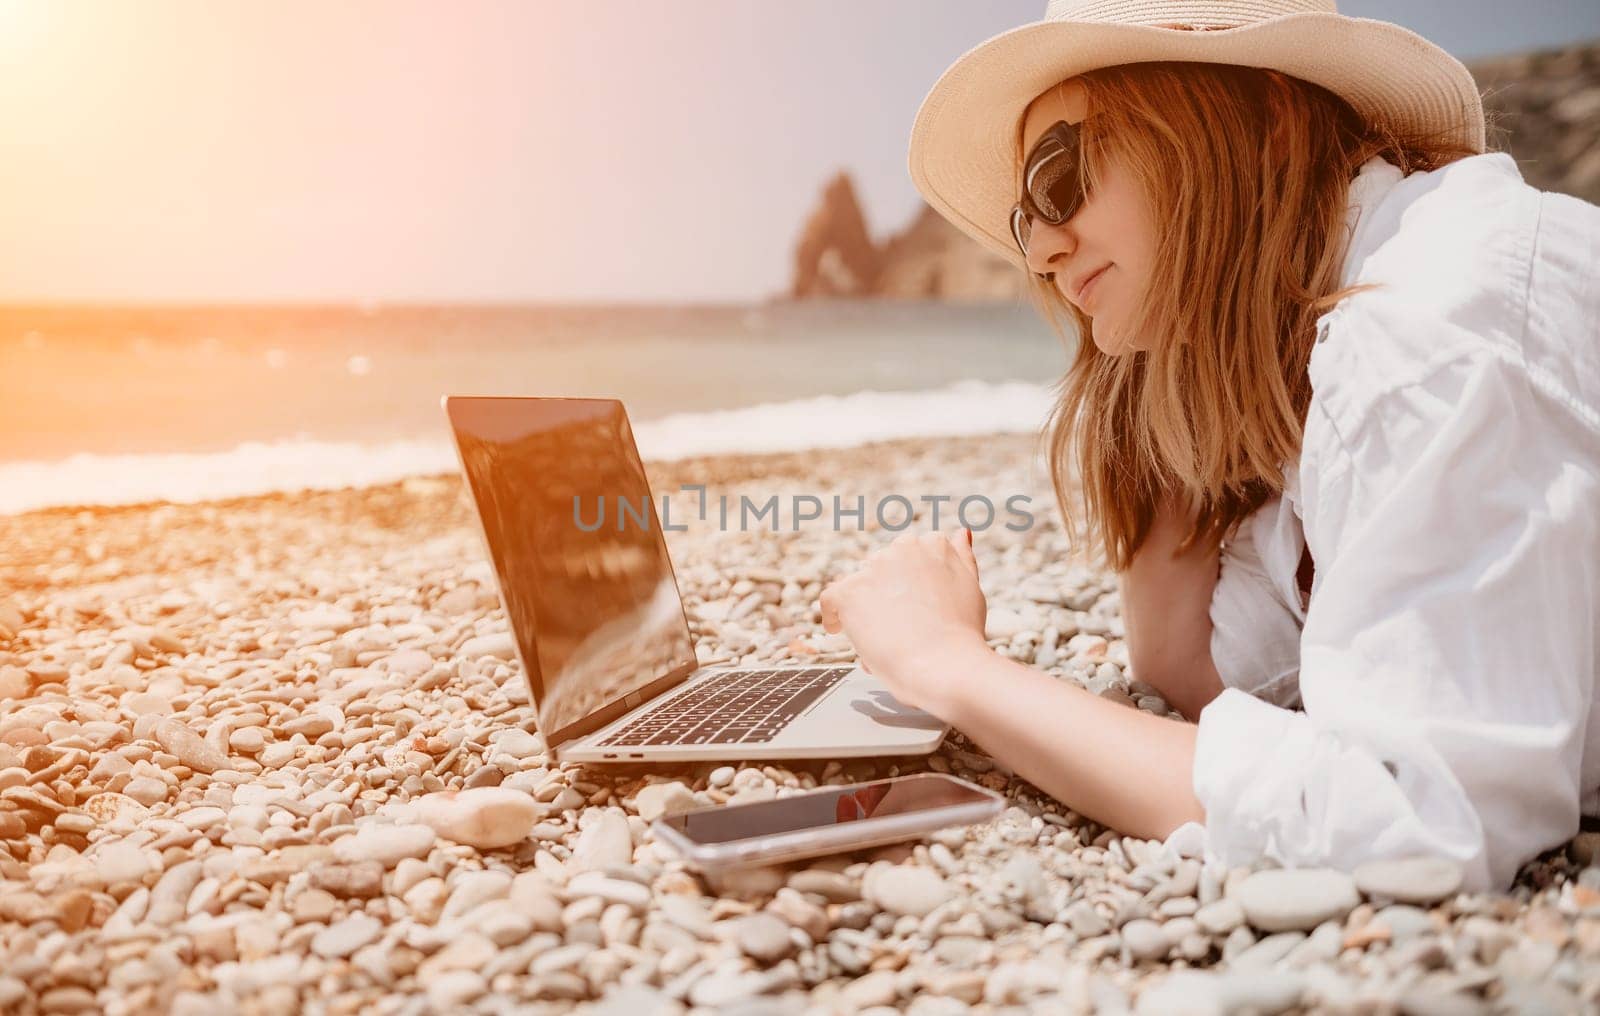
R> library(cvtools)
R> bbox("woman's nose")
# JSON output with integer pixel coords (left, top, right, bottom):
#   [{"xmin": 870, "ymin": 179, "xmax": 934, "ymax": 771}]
[{"xmin": 1024, "ymin": 218, "xmax": 1075, "ymax": 278}]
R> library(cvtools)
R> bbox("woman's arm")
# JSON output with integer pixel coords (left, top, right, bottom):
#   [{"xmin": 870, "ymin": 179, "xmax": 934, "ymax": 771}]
[
  {"xmin": 917, "ymin": 640, "xmax": 1207, "ymax": 842},
  {"xmin": 1119, "ymin": 497, "xmax": 1226, "ymax": 721},
  {"xmin": 819, "ymin": 529, "xmax": 1207, "ymax": 841}
]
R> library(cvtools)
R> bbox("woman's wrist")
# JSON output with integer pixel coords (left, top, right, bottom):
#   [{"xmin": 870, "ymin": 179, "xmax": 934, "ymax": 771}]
[
  {"xmin": 907, "ymin": 646, "xmax": 1207, "ymax": 838},
  {"xmin": 887, "ymin": 635, "xmax": 1005, "ymax": 726}
]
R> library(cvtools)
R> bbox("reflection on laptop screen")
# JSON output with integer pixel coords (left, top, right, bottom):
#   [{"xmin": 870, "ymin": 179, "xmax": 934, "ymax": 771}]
[{"xmin": 446, "ymin": 397, "xmax": 697, "ymax": 738}]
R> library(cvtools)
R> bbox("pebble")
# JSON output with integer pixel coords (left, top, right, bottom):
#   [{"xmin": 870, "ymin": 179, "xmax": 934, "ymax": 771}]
[
  {"xmin": 384, "ymin": 648, "xmax": 435, "ymax": 678},
  {"xmin": 474, "ymin": 901, "xmax": 534, "ymax": 946},
  {"xmin": 281, "ymin": 713, "xmax": 334, "ymax": 739},
  {"xmin": 862, "ymin": 863, "xmax": 952, "ymax": 917},
  {"xmin": 727, "ymin": 911, "xmax": 796, "ymax": 963},
  {"xmin": 1195, "ymin": 898, "xmax": 1245, "ymax": 935},
  {"xmin": 312, "ymin": 914, "xmax": 384, "ymax": 959},
  {"xmin": 1233, "ymin": 931, "xmax": 1307, "ymax": 970},
  {"xmin": 841, "ymin": 969, "xmax": 899, "ymax": 1008},
  {"xmin": 1352, "ymin": 855, "xmax": 1465, "ymax": 905},
  {"xmin": 1132, "ymin": 972, "xmax": 1305, "ymax": 1016},
  {"xmin": 123, "ymin": 692, "xmax": 172, "ymax": 717},
  {"xmin": 147, "ymin": 860, "xmax": 204, "ymax": 925},
  {"xmin": 96, "ymin": 842, "xmax": 154, "ymax": 885},
  {"xmin": 289, "ymin": 606, "xmax": 356, "ymax": 632},
  {"xmin": 228, "ymin": 727, "xmax": 267, "ymax": 754},
  {"xmin": 1216, "ymin": 970, "xmax": 1306, "ymax": 1014},
  {"xmin": 1122, "ymin": 918, "xmax": 1168, "ymax": 962},
  {"xmin": 769, "ymin": 887, "xmax": 829, "ymax": 941},
  {"xmin": 154, "ymin": 718, "xmax": 231, "ymax": 774},
  {"xmin": 1233, "ymin": 868, "xmax": 1360, "ymax": 932},
  {"xmin": 1569, "ymin": 831, "xmax": 1600, "ymax": 867},
  {"xmin": 566, "ymin": 871, "xmax": 651, "ymax": 910},
  {"xmin": 1394, "ymin": 988, "xmax": 1492, "ymax": 1016},
  {"xmin": 634, "ymin": 780, "xmax": 696, "ymax": 822},
  {"xmin": 789, "ymin": 869, "xmax": 860, "ymax": 903},
  {"xmin": 1064, "ymin": 900, "xmax": 1109, "ymax": 938},
  {"xmin": 311, "ymin": 862, "xmax": 383, "ymax": 899},
  {"xmin": 426, "ymin": 970, "xmax": 486, "ymax": 1009},
  {"xmin": 292, "ymin": 888, "xmax": 338, "ymax": 923},
  {"xmin": 493, "ymin": 728, "xmax": 543, "ymax": 757},
  {"xmin": 178, "ymin": 805, "xmax": 228, "ymax": 831},
  {"xmin": 511, "ymin": 875, "xmax": 565, "ymax": 932},
  {"xmin": 460, "ymin": 633, "xmax": 516, "ymax": 660},
  {"xmin": 403, "ymin": 878, "xmax": 449, "ymax": 923},
  {"xmin": 123, "ymin": 777, "xmax": 169, "ymax": 807},
  {"xmin": 0, "ymin": 669, "xmax": 28, "ymax": 702},
  {"xmin": 572, "ymin": 810, "xmax": 634, "ymax": 870},
  {"xmin": 1378, "ymin": 904, "xmax": 1439, "ymax": 942},
  {"xmin": 441, "ymin": 869, "xmax": 512, "ymax": 921},
  {"xmin": 332, "ymin": 823, "xmax": 437, "ymax": 866},
  {"xmin": 259, "ymin": 743, "xmax": 297, "ymax": 769},
  {"xmin": 417, "ymin": 787, "xmax": 540, "ymax": 849},
  {"xmin": 36, "ymin": 987, "xmax": 97, "ymax": 1014}
]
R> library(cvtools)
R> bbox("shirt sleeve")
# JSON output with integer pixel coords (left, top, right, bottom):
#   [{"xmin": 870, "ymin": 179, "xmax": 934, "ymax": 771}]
[{"xmin": 1191, "ymin": 304, "xmax": 1600, "ymax": 893}]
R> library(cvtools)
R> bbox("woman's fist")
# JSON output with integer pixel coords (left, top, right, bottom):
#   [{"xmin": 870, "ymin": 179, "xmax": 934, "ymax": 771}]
[{"xmin": 817, "ymin": 527, "xmax": 990, "ymax": 720}]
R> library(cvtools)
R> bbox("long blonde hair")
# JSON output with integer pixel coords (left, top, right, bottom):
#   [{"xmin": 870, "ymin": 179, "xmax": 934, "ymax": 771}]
[{"xmin": 1025, "ymin": 62, "xmax": 1483, "ymax": 571}]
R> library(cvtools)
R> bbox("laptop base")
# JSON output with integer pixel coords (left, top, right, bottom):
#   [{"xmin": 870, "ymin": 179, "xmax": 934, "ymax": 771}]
[{"xmin": 557, "ymin": 665, "xmax": 950, "ymax": 764}]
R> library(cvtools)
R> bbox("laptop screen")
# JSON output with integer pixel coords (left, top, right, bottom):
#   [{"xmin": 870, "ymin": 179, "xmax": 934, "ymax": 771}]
[{"xmin": 445, "ymin": 397, "xmax": 698, "ymax": 740}]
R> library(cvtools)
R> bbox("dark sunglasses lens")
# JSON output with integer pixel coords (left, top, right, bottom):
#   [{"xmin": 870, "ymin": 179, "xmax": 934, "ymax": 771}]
[
  {"xmin": 1025, "ymin": 125, "xmax": 1082, "ymax": 223},
  {"xmin": 1037, "ymin": 161, "xmax": 1081, "ymax": 222}
]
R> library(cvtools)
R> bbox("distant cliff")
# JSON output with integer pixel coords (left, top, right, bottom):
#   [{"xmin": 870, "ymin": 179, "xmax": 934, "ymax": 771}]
[
  {"xmin": 786, "ymin": 38, "xmax": 1600, "ymax": 303},
  {"xmin": 785, "ymin": 174, "xmax": 1023, "ymax": 303},
  {"xmin": 789, "ymin": 172, "xmax": 883, "ymax": 298},
  {"xmin": 1473, "ymin": 41, "xmax": 1600, "ymax": 203}
]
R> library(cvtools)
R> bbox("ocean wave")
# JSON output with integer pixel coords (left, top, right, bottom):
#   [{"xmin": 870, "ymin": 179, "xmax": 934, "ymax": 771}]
[{"xmin": 0, "ymin": 380, "xmax": 1054, "ymax": 515}]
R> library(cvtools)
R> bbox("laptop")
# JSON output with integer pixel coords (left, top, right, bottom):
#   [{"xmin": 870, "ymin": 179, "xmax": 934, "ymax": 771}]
[{"xmin": 441, "ymin": 395, "xmax": 950, "ymax": 764}]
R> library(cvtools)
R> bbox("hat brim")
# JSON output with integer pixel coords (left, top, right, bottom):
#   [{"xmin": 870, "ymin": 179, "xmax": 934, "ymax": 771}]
[{"xmin": 906, "ymin": 12, "xmax": 1485, "ymax": 270}]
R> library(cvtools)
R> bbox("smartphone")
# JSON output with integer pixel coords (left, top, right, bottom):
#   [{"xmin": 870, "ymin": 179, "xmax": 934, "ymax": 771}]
[{"xmin": 651, "ymin": 772, "xmax": 1004, "ymax": 872}]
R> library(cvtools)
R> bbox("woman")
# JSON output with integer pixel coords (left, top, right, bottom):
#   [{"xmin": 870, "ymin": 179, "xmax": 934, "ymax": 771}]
[{"xmin": 819, "ymin": 0, "xmax": 1600, "ymax": 893}]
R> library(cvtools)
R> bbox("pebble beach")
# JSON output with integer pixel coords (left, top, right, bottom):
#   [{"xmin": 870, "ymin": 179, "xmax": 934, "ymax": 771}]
[{"xmin": 2, "ymin": 431, "xmax": 1597, "ymax": 1015}]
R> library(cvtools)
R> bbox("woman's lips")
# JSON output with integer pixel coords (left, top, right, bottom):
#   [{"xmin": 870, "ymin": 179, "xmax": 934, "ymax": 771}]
[{"xmin": 1076, "ymin": 264, "xmax": 1110, "ymax": 307}]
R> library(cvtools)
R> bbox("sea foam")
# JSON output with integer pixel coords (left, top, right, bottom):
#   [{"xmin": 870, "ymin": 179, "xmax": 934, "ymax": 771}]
[{"xmin": 0, "ymin": 379, "xmax": 1054, "ymax": 515}]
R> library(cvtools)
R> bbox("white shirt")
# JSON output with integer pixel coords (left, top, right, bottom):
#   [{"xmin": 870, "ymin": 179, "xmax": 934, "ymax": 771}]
[{"xmin": 1169, "ymin": 151, "xmax": 1600, "ymax": 893}]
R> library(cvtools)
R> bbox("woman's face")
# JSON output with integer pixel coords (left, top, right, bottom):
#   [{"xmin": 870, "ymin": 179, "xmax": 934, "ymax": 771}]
[{"xmin": 1019, "ymin": 79, "xmax": 1156, "ymax": 356}]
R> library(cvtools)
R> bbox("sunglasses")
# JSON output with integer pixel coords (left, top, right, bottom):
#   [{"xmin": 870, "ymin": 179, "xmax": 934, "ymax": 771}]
[{"xmin": 1009, "ymin": 119, "xmax": 1086, "ymax": 274}]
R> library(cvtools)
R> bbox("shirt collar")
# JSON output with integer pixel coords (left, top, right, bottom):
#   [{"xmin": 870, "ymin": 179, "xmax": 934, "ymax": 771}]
[
  {"xmin": 1339, "ymin": 154, "xmax": 1407, "ymax": 288},
  {"xmin": 1286, "ymin": 156, "xmax": 1408, "ymax": 515}
]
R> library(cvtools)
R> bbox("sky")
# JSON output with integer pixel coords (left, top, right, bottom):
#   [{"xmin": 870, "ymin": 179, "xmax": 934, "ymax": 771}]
[{"xmin": 3, "ymin": 0, "xmax": 1597, "ymax": 305}]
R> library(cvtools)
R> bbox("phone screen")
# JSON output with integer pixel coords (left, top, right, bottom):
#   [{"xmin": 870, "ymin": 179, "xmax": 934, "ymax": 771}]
[{"xmin": 657, "ymin": 773, "xmax": 992, "ymax": 845}]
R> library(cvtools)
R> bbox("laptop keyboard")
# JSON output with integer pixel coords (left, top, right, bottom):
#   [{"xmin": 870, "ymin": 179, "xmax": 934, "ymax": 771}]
[{"xmin": 597, "ymin": 666, "xmax": 854, "ymax": 747}]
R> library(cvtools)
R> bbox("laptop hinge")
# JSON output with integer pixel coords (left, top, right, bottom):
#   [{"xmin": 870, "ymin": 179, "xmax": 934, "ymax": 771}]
[{"xmin": 546, "ymin": 660, "xmax": 699, "ymax": 752}]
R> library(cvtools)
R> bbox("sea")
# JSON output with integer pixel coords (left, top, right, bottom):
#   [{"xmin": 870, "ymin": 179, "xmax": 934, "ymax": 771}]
[{"xmin": 0, "ymin": 300, "xmax": 1075, "ymax": 516}]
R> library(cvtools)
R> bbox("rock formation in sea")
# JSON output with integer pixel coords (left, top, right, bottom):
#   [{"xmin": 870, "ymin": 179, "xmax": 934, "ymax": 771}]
[
  {"xmin": 785, "ymin": 38, "xmax": 1600, "ymax": 303},
  {"xmin": 789, "ymin": 171, "xmax": 883, "ymax": 299}
]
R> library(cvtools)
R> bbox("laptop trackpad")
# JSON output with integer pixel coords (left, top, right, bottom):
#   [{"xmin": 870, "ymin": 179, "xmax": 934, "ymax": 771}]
[
  {"xmin": 780, "ymin": 670, "xmax": 948, "ymax": 748},
  {"xmin": 847, "ymin": 687, "xmax": 945, "ymax": 729}
]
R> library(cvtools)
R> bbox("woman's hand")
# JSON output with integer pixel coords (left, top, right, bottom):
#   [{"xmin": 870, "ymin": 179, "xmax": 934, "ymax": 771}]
[{"xmin": 817, "ymin": 527, "xmax": 991, "ymax": 720}]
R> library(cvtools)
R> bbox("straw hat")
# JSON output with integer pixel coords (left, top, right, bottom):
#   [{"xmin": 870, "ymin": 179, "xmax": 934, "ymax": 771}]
[{"xmin": 906, "ymin": 0, "xmax": 1485, "ymax": 269}]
